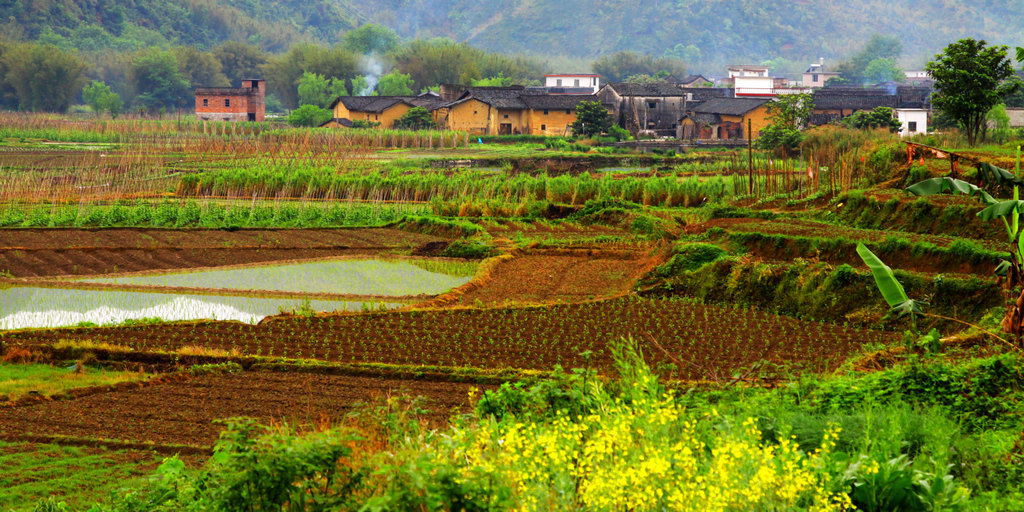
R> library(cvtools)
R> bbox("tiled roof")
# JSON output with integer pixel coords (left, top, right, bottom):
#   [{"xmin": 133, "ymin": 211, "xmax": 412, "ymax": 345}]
[
  {"xmin": 520, "ymin": 94, "xmax": 598, "ymax": 110},
  {"xmin": 605, "ymin": 82, "xmax": 687, "ymax": 97},
  {"xmin": 690, "ymin": 97, "xmax": 769, "ymax": 116}
]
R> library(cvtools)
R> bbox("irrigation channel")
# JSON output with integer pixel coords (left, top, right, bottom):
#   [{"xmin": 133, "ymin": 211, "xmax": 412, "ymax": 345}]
[{"xmin": 0, "ymin": 257, "xmax": 476, "ymax": 329}]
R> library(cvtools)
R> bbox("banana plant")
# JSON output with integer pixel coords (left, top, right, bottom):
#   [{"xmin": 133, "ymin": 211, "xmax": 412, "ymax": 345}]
[
  {"xmin": 905, "ymin": 156, "xmax": 1024, "ymax": 335},
  {"xmin": 856, "ymin": 243, "xmax": 927, "ymax": 331}
]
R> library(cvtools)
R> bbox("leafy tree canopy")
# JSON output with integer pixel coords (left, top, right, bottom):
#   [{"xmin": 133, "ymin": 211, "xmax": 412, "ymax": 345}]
[
  {"xmin": 756, "ymin": 93, "xmax": 814, "ymax": 153},
  {"xmin": 297, "ymin": 71, "xmax": 348, "ymax": 109},
  {"xmin": 82, "ymin": 80, "xmax": 123, "ymax": 118},
  {"xmin": 393, "ymin": 106, "xmax": 437, "ymax": 129},
  {"xmin": 592, "ymin": 51, "xmax": 685, "ymax": 83},
  {"xmin": 343, "ymin": 24, "xmax": 400, "ymax": 55},
  {"xmin": 377, "ymin": 70, "xmax": 414, "ymax": 95},
  {"xmin": 570, "ymin": 100, "xmax": 612, "ymax": 137},
  {"xmin": 213, "ymin": 42, "xmax": 267, "ymax": 85},
  {"xmin": 926, "ymin": 38, "xmax": 1018, "ymax": 146},
  {"xmin": 862, "ymin": 58, "xmax": 904, "ymax": 84},
  {"xmin": 841, "ymin": 106, "xmax": 902, "ymax": 132},
  {"xmin": 287, "ymin": 104, "xmax": 333, "ymax": 127},
  {"xmin": 129, "ymin": 48, "xmax": 190, "ymax": 111},
  {"xmin": 1, "ymin": 42, "xmax": 86, "ymax": 112}
]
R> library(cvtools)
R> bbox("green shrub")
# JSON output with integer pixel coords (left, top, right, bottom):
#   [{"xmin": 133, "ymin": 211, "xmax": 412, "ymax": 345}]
[{"xmin": 441, "ymin": 239, "xmax": 498, "ymax": 259}]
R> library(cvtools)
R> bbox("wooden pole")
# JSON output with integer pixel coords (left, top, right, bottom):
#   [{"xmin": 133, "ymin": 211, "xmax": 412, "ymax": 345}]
[{"xmin": 747, "ymin": 119, "xmax": 753, "ymax": 195}]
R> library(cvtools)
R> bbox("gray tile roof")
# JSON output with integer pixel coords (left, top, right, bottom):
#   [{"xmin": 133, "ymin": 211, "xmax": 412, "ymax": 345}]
[
  {"xmin": 689, "ymin": 97, "xmax": 769, "ymax": 116},
  {"xmin": 605, "ymin": 82, "xmax": 687, "ymax": 97}
]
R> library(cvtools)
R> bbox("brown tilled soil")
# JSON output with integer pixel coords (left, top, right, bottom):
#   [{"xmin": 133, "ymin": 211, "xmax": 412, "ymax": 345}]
[
  {"xmin": 457, "ymin": 252, "xmax": 655, "ymax": 305},
  {"xmin": 0, "ymin": 228, "xmax": 446, "ymax": 277},
  {"xmin": 0, "ymin": 372, "xmax": 487, "ymax": 449},
  {"xmin": 5, "ymin": 298, "xmax": 897, "ymax": 380}
]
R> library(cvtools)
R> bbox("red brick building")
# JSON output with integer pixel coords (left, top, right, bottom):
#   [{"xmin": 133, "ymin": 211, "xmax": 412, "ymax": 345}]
[{"xmin": 195, "ymin": 79, "xmax": 265, "ymax": 122}]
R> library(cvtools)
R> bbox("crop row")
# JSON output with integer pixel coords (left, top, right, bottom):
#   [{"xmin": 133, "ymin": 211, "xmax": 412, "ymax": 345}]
[{"xmin": 5, "ymin": 297, "xmax": 897, "ymax": 380}]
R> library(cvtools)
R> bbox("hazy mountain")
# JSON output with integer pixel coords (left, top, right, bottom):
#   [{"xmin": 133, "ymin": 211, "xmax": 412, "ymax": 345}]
[{"xmin": 4, "ymin": 0, "xmax": 1023, "ymax": 71}]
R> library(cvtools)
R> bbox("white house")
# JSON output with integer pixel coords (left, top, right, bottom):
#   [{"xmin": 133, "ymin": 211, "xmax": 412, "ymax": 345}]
[
  {"xmin": 905, "ymin": 70, "xmax": 930, "ymax": 80},
  {"xmin": 727, "ymin": 65, "xmax": 769, "ymax": 78},
  {"xmin": 895, "ymin": 108, "xmax": 928, "ymax": 137},
  {"xmin": 544, "ymin": 74, "xmax": 601, "ymax": 94}
]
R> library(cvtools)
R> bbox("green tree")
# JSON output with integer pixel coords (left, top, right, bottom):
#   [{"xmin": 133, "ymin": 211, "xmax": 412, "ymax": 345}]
[
  {"xmin": 926, "ymin": 38, "xmax": 1018, "ymax": 146},
  {"xmin": 850, "ymin": 34, "xmax": 902, "ymax": 74},
  {"xmin": 287, "ymin": 104, "xmax": 333, "ymax": 127},
  {"xmin": 82, "ymin": 80, "xmax": 123, "ymax": 118},
  {"xmin": 570, "ymin": 101, "xmax": 613, "ymax": 137},
  {"xmin": 756, "ymin": 93, "xmax": 814, "ymax": 154},
  {"xmin": 862, "ymin": 58, "xmax": 904, "ymax": 84},
  {"xmin": 393, "ymin": 106, "xmax": 436, "ymax": 129},
  {"xmin": 342, "ymin": 24, "xmax": 400, "ymax": 55},
  {"xmin": 377, "ymin": 70, "xmax": 414, "ymax": 95},
  {"xmin": 471, "ymin": 73, "xmax": 513, "ymax": 87},
  {"xmin": 390, "ymin": 38, "xmax": 483, "ymax": 91},
  {"xmin": 592, "ymin": 51, "xmax": 686, "ymax": 82},
  {"xmin": 841, "ymin": 106, "xmax": 901, "ymax": 132},
  {"xmin": 624, "ymin": 74, "xmax": 662, "ymax": 84},
  {"xmin": 296, "ymin": 71, "xmax": 348, "ymax": 109},
  {"xmin": 129, "ymin": 49, "xmax": 191, "ymax": 112},
  {"xmin": 213, "ymin": 42, "xmax": 268, "ymax": 85},
  {"xmin": 173, "ymin": 46, "xmax": 229, "ymax": 88},
  {"xmin": 262, "ymin": 44, "xmax": 359, "ymax": 109},
  {"xmin": 1, "ymin": 43, "xmax": 86, "ymax": 112}
]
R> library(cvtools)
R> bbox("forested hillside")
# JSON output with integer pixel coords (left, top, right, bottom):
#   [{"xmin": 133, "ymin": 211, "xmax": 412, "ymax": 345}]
[{"xmin": 3, "ymin": 0, "xmax": 1022, "ymax": 69}]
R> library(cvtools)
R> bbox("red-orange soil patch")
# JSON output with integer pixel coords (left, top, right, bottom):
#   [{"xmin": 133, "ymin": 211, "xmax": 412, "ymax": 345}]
[
  {"xmin": 457, "ymin": 252, "xmax": 655, "ymax": 305},
  {"xmin": 0, "ymin": 372, "xmax": 487, "ymax": 449},
  {"xmin": 0, "ymin": 228, "xmax": 446, "ymax": 277}
]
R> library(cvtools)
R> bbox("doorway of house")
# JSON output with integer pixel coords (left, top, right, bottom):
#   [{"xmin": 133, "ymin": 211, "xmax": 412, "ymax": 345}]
[
  {"xmin": 499, "ymin": 123, "xmax": 512, "ymax": 135},
  {"xmin": 248, "ymin": 113, "xmax": 256, "ymax": 121}
]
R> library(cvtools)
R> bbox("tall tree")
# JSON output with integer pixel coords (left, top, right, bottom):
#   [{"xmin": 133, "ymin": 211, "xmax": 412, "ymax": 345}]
[
  {"xmin": 173, "ymin": 46, "xmax": 229, "ymax": 88},
  {"xmin": 213, "ymin": 42, "xmax": 268, "ymax": 85},
  {"xmin": 756, "ymin": 93, "xmax": 814, "ymax": 154},
  {"xmin": 296, "ymin": 71, "xmax": 348, "ymax": 109},
  {"xmin": 377, "ymin": 70, "xmax": 414, "ymax": 95},
  {"xmin": 592, "ymin": 51, "xmax": 685, "ymax": 83},
  {"xmin": 262, "ymin": 44, "xmax": 359, "ymax": 109},
  {"xmin": 342, "ymin": 24, "xmax": 400, "ymax": 55},
  {"xmin": 1, "ymin": 43, "xmax": 86, "ymax": 112},
  {"xmin": 390, "ymin": 38, "xmax": 483, "ymax": 91},
  {"xmin": 926, "ymin": 39, "xmax": 1018, "ymax": 146},
  {"xmin": 129, "ymin": 49, "xmax": 191, "ymax": 112},
  {"xmin": 82, "ymin": 80, "xmax": 123, "ymax": 118},
  {"xmin": 570, "ymin": 101, "xmax": 612, "ymax": 137}
]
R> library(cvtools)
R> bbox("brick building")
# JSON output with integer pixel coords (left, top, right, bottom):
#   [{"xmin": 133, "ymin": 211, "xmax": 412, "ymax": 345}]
[{"xmin": 195, "ymin": 79, "xmax": 265, "ymax": 122}]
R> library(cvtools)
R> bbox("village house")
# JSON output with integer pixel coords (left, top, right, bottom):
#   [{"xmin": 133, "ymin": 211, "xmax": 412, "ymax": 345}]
[
  {"xmin": 544, "ymin": 73, "xmax": 601, "ymax": 94},
  {"xmin": 676, "ymin": 74, "xmax": 713, "ymax": 87},
  {"xmin": 194, "ymin": 79, "xmax": 265, "ymax": 122},
  {"xmin": 678, "ymin": 97, "xmax": 771, "ymax": 140},
  {"xmin": 434, "ymin": 86, "xmax": 601, "ymax": 135},
  {"xmin": 802, "ymin": 59, "xmax": 840, "ymax": 88},
  {"xmin": 809, "ymin": 86, "xmax": 930, "ymax": 126},
  {"xmin": 323, "ymin": 92, "xmax": 445, "ymax": 128},
  {"xmin": 596, "ymin": 82, "xmax": 692, "ymax": 136}
]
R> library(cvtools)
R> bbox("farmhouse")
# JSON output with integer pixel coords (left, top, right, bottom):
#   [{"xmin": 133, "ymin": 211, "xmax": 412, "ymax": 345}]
[
  {"xmin": 809, "ymin": 86, "xmax": 931, "ymax": 126},
  {"xmin": 195, "ymin": 79, "xmax": 265, "ymax": 122},
  {"xmin": 596, "ymin": 82, "xmax": 691, "ymax": 136},
  {"xmin": 678, "ymin": 97, "xmax": 771, "ymax": 140},
  {"xmin": 435, "ymin": 86, "xmax": 602, "ymax": 135},
  {"xmin": 324, "ymin": 92, "xmax": 445, "ymax": 128},
  {"xmin": 802, "ymin": 59, "xmax": 840, "ymax": 88}
]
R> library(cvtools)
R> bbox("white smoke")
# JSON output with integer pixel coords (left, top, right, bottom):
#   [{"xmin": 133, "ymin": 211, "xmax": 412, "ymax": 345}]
[{"xmin": 360, "ymin": 56, "xmax": 384, "ymax": 96}]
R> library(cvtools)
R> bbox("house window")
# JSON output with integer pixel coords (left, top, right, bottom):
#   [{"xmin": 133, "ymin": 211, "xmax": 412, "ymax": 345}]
[
  {"xmin": 556, "ymin": 79, "xmax": 562, "ymax": 86},
  {"xmin": 543, "ymin": 109, "xmax": 549, "ymax": 115},
  {"xmin": 225, "ymin": 99, "xmax": 230, "ymax": 107},
  {"xmin": 474, "ymin": 110, "xmax": 478, "ymax": 115},
  {"xmin": 574, "ymin": 79, "xmax": 580, "ymax": 87},
  {"xmin": 504, "ymin": 114, "xmax": 509, "ymax": 118},
  {"xmin": 812, "ymin": 74, "xmax": 819, "ymax": 83},
  {"xmin": 565, "ymin": 109, "xmax": 570, "ymax": 114},
  {"xmin": 648, "ymin": 101, "xmax": 656, "ymax": 108},
  {"xmin": 541, "ymin": 124, "xmax": 546, "ymax": 131},
  {"xmin": 202, "ymin": 98, "xmax": 208, "ymax": 107},
  {"xmin": 908, "ymin": 121, "xmax": 917, "ymax": 132}
]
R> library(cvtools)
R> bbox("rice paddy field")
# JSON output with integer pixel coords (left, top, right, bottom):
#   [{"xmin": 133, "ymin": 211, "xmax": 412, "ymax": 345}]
[{"xmin": 1, "ymin": 116, "xmax": 1022, "ymax": 510}]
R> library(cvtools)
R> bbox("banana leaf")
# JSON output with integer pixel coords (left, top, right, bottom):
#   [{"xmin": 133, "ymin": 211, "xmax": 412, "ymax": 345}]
[
  {"xmin": 906, "ymin": 177, "xmax": 997, "ymax": 205},
  {"xmin": 856, "ymin": 243, "xmax": 909, "ymax": 308},
  {"xmin": 977, "ymin": 199, "xmax": 1024, "ymax": 221},
  {"xmin": 978, "ymin": 162, "xmax": 1024, "ymax": 188}
]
